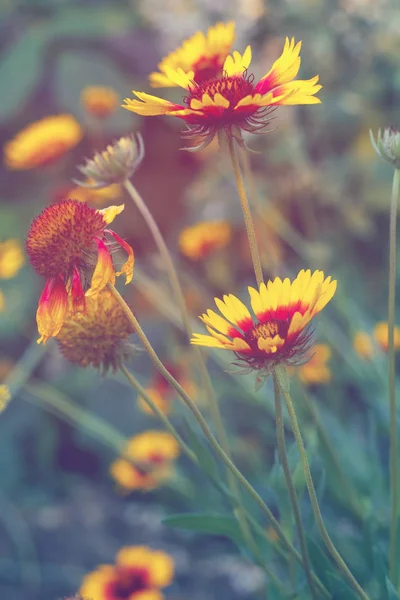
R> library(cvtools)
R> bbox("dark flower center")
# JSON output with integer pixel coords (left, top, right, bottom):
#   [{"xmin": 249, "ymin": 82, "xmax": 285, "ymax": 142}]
[
  {"xmin": 187, "ymin": 74, "xmax": 255, "ymax": 106},
  {"xmin": 107, "ymin": 567, "xmax": 150, "ymax": 599}
]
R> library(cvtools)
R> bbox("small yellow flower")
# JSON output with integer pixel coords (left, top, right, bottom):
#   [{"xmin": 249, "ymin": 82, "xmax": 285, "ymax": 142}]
[
  {"xmin": 79, "ymin": 545, "xmax": 174, "ymax": 600},
  {"xmin": 353, "ymin": 331, "xmax": 374, "ymax": 360},
  {"xmin": 0, "ymin": 385, "xmax": 10, "ymax": 413},
  {"xmin": 191, "ymin": 270, "xmax": 336, "ymax": 376},
  {"xmin": 373, "ymin": 322, "xmax": 400, "ymax": 352},
  {"xmin": 0, "ymin": 239, "xmax": 25, "ymax": 279},
  {"xmin": 4, "ymin": 115, "xmax": 82, "ymax": 170},
  {"xmin": 179, "ymin": 221, "xmax": 232, "ymax": 260},
  {"xmin": 110, "ymin": 431, "xmax": 180, "ymax": 492},
  {"xmin": 297, "ymin": 344, "xmax": 331, "ymax": 385},
  {"xmin": 81, "ymin": 85, "xmax": 119, "ymax": 119},
  {"xmin": 149, "ymin": 21, "xmax": 235, "ymax": 87}
]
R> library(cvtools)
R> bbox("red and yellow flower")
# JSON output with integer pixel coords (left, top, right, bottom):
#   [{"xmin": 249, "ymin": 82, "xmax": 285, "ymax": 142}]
[
  {"xmin": 191, "ymin": 270, "xmax": 336, "ymax": 373},
  {"xmin": 373, "ymin": 322, "xmax": 400, "ymax": 352},
  {"xmin": 26, "ymin": 200, "xmax": 134, "ymax": 344},
  {"xmin": 81, "ymin": 85, "xmax": 119, "ymax": 119},
  {"xmin": 149, "ymin": 21, "xmax": 235, "ymax": 87},
  {"xmin": 297, "ymin": 343, "xmax": 331, "ymax": 385},
  {"xmin": 79, "ymin": 545, "xmax": 174, "ymax": 600},
  {"xmin": 179, "ymin": 220, "xmax": 232, "ymax": 260},
  {"xmin": 110, "ymin": 431, "xmax": 180, "ymax": 492},
  {"xmin": 4, "ymin": 115, "xmax": 82, "ymax": 170},
  {"xmin": 123, "ymin": 37, "xmax": 321, "ymax": 149}
]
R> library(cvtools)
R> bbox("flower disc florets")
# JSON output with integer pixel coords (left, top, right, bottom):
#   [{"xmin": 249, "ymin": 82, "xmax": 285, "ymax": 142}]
[
  {"xmin": 370, "ymin": 127, "xmax": 400, "ymax": 169},
  {"xmin": 75, "ymin": 134, "xmax": 144, "ymax": 188},
  {"xmin": 191, "ymin": 270, "xmax": 336, "ymax": 379},
  {"xmin": 26, "ymin": 199, "xmax": 134, "ymax": 343},
  {"xmin": 56, "ymin": 290, "xmax": 135, "ymax": 373}
]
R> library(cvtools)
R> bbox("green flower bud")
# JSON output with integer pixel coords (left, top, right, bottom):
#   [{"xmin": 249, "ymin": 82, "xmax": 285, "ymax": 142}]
[{"xmin": 370, "ymin": 127, "xmax": 400, "ymax": 169}]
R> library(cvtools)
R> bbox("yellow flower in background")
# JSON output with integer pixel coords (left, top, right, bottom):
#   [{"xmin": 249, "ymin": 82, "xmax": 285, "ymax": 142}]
[
  {"xmin": 179, "ymin": 220, "xmax": 232, "ymax": 260},
  {"xmin": 373, "ymin": 322, "xmax": 400, "ymax": 352},
  {"xmin": 69, "ymin": 179, "xmax": 123, "ymax": 207},
  {"xmin": 81, "ymin": 85, "xmax": 119, "ymax": 119},
  {"xmin": 0, "ymin": 385, "xmax": 10, "ymax": 413},
  {"xmin": 298, "ymin": 344, "xmax": 331, "ymax": 385},
  {"xmin": 4, "ymin": 115, "xmax": 82, "ymax": 170},
  {"xmin": 123, "ymin": 37, "xmax": 321, "ymax": 150},
  {"xmin": 191, "ymin": 270, "xmax": 336, "ymax": 374},
  {"xmin": 110, "ymin": 431, "xmax": 180, "ymax": 492},
  {"xmin": 0, "ymin": 239, "xmax": 24, "ymax": 279},
  {"xmin": 353, "ymin": 331, "xmax": 374, "ymax": 360},
  {"xmin": 149, "ymin": 21, "xmax": 235, "ymax": 87},
  {"xmin": 80, "ymin": 545, "xmax": 174, "ymax": 600}
]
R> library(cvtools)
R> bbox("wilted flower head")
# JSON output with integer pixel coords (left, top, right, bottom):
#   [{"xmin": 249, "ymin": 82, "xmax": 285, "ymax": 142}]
[
  {"xmin": 110, "ymin": 430, "xmax": 180, "ymax": 491},
  {"xmin": 75, "ymin": 134, "xmax": 144, "ymax": 187},
  {"xmin": 191, "ymin": 270, "xmax": 336, "ymax": 378},
  {"xmin": 0, "ymin": 239, "xmax": 24, "ymax": 279},
  {"xmin": 4, "ymin": 115, "xmax": 82, "ymax": 170},
  {"xmin": 179, "ymin": 220, "xmax": 232, "ymax": 260},
  {"xmin": 56, "ymin": 289, "xmax": 135, "ymax": 373},
  {"xmin": 123, "ymin": 37, "xmax": 321, "ymax": 150},
  {"xmin": 370, "ymin": 127, "xmax": 400, "ymax": 169},
  {"xmin": 26, "ymin": 200, "xmax": 134, "ymax": 343},
  {"xmin": 81, "ymin": 85, "xmax": 119, "ymax": 119},
  {"xmin": 149, "ymin": 21, "xmax": 235, "ymax": 87},
  {"xmin": 80, "ymin": 545, "xmax": 174, "ymax": 600}
]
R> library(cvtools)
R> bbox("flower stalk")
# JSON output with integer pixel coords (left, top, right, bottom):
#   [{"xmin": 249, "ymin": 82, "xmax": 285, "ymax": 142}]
[{"xmin": 274, "ymin": 365, "xmax": 370, "ymax": 600}]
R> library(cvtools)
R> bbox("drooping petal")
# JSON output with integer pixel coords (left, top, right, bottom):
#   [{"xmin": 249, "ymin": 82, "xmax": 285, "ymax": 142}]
[
  {"xmin": 71, "ymin": 266, "xmax": 85, "ymax": 312},
  {"xmin": 36, "ymin": 277, "xmax": 68, "ymax": 344},
  {"xmin": 99, "ymin": 204, "xmax": 124, "ymax": 225},
  {"xmin": 86, "ymin": 238, "xmax": 115, "ymax": 297},
  {"xmin": 107, "ymin": 230, "xmax": 134, "ymax": 284}
]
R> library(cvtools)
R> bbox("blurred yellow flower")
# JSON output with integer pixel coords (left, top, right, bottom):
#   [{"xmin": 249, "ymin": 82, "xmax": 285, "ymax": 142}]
[
  {"xmin": 80, "ymin": 545, "xmax": 174, "ymax": 600},
  {"xmin": 69, "ymin": 179, "xmax": 123, "ymax": 207},
  {"xmin": 110, "ymin": 431, "xmax": 180, "ymax": 492},
  {"xmin": 297, "ymin": 344, "xmax": 331, "ymax": 385},
  {"xmin": 0, "ymin": 385, "xmax": 10, "ymax": 413},
  {"xmin": 81, "ymin": 85, "xmax": 119, "ymax": 119},
  {"xmin": 138, "ymin": 362, "xmax": 196, "ymax": 416},
  {"xmin": 353, "ymin": 331, "xmax": 374, "ymax": 360},
  {"xmin": 4, "ymin": 115, "xmax": 82, "ymax": 170},
  {"xmin": 0, "ymin": 239, "xmax": 24, "ymax": 279},
  {"xmin": 373, "ymin": 322, "xmax": 400, "ymax": 352},
  {"xmin": 179, "ymin": 220, "xmax": 232, "ymax": 261}
]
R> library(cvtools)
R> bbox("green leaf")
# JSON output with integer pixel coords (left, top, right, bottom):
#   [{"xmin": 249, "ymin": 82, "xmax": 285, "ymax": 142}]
[
  {"xmin": 386, "ymin": 578, "xmax": 400, "ymax": 600},
  {"xmin": 163, "ymin": 513, "xmax": 243, "ymax": 547}
]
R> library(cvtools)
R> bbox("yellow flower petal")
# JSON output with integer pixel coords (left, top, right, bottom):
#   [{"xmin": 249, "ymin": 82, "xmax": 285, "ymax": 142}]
[{"xmin": 98, "ymin": 203, "xmax": 125, "ymax": 225}]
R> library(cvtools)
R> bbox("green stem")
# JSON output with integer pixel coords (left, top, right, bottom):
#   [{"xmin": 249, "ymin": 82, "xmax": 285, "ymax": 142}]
[
  {"xmin": 106, "ymin": 282, "xmax": 329, "ymax": 597},
  {"xmin": 389, "ymin": 168, "xmax": 400, "ymax": 585},
  {"xmin": 274, "ymin": 366, "xmax": 370, "ymax": 600},
  {"xmin": 120, "ymin": 365, "xmax": 197, "ymax": 463},
  {"xmin": 226, "ymin": 132, "xmax": 264, "ymax": 288},
  {"xmin": 123, "ymin": 178, "xmax": 259, "ymax": 566},
  {"xmin": 272, "ymin": 372, "xmax": 317, "ymax": 599}
]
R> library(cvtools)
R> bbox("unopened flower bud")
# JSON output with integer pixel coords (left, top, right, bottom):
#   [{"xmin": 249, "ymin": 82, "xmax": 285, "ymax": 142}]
[
  {"xmin": 370, "ymin": 127, "xmax": 400, "ymax": 169},
  {"xmin": 75, "ymin": 134, "xmax": 144, "ymax": 187}
]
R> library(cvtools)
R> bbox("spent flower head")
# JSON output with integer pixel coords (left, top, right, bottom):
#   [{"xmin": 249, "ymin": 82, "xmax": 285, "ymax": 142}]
[
  {"xmin": 56, "ymin": 289, "xmax": 136, "ymax": 373},
  {"xmin": 26, "ymin": 200, "xmax": 134, "ymax": 343},
  {"xmin": 370, "ymin": 127, "xmax": 400, "ymax": 169},
  {"xmin": 191, "ymin": 270, "xmax": 336, "ymax": 380},
  {"xmin": 80, "ymin": 545, "xmax": 174, "ymax": 600},
  {"xmin": 75, "ymin": 134, "xmax": 144, "ymax": 188},
  {"xmin": 123, "ymin": 36, "xmax": 321, "ymax": 150}
]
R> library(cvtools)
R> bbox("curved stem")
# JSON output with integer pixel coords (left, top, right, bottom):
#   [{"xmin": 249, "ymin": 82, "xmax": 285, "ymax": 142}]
[
  {"xmin": 107, "ymin": 282, "xmax": 329, "ymax": 597},
  {"xmin": 388, "ymin": 168, "xmax": 400, "ymax": 585},
  {"xmin": 226, "ymin": 133, "xmax": 264, "ymax": 288},
  {"xmin": 272, "ymin": 372, "xmax": 317, "ymax": 599},
  {"xmin": 274, "ymin": 366, "xmax": 370, "ymax": 600}
]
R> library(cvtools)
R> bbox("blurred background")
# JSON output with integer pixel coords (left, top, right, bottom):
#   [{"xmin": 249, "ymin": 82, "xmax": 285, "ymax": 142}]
[{"xmin": 1, "ymin": 0, "xmax": 399, "ymax": 598}]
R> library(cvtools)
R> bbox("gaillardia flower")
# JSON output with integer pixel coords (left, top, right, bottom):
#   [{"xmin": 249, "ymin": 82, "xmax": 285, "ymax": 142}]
[
  {"xmin": 149, "ymin": 21, "xmax": 235, "ymax": 87},
  {"xmin": 297, "ymin": 343, "xmax": 331, "ymax": 385},
  {"xmin": 81, "ymin": 85, "xmax": 119, "ymax": 119},
  {"xmin": 191, "ymin": 270, "xmax": 336, "ymax": 374},
  {"xmin": 353, "ymin": 331, "xmax": 374, "ymax": 360},
  {"xmin": 80, "ymin": 545, "xmax": 174, "ymax": 600},
  {"xmin": 26, "ymin": 200, "xmax": 134, "ymax": 343},
  {"xmin": 0, "ymin": 239, "xmax": 25, "ymax": 279},
  {"xmin": 123, "ymin": 37, "xmax": 321, "ymax": 149},
  {"xmin": 179, "ymin": 220, "xmax": 232, "ymax": 260},
  {"xmin": 373, "ymin": 322, "xmax": 400, "ymax": 352},
  {"xmin": 75, "ymin": 134, "xmax": 144, "ymax": 187},
  {"xmin": 110, "ymin": 431, "xmax": 180, "ymax": 492},
  {"xmin": 4, "ymin": 115, "xmax": 82, "ymax": 170},
  {"xmin": 56, "ymin": 289, "xmax": 135, "ymax": 373}
]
